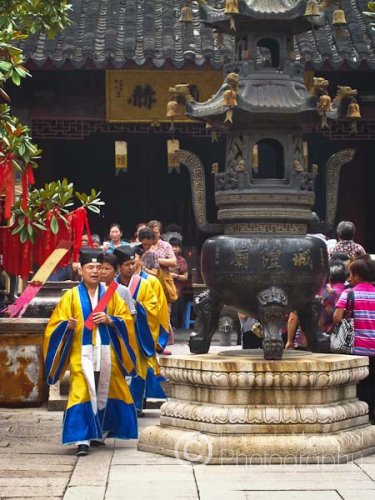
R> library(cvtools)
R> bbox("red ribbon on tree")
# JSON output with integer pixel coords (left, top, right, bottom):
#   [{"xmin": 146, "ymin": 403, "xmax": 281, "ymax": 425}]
[
  {"xmin": 71, "ymin": 207, "xmax": 93, "ymax": 261},
  {"xmin": 21, "ymin": 165, "xmax": 35, "ymax": 211},
  {"xmin": 0, "ymin": 156, "xmax": 15, "ymax": 219}
]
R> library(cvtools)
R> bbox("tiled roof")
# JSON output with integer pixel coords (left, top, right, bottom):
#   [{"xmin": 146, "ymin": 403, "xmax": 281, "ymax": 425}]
[{"xmin": 21, "ymin": 0, "xmax": 375, "ymax": 71}]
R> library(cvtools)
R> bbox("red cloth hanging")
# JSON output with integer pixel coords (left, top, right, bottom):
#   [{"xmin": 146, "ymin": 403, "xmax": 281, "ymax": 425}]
[
  {"xmin": 71, "ymin": 207, "xmax": 93, "ymax": 261},
  {"xmin": 21, "ymin": 165, "xmax": 35, "ymax": 211}
]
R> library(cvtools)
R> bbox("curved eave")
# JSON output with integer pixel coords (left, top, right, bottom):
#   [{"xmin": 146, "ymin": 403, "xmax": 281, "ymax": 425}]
[{"xmin": 186, "ymin": 107, "xmax": 319, "ymax": 130}]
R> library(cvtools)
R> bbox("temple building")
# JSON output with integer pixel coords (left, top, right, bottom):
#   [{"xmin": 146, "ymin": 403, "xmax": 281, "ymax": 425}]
[{"xmin": 10, "ymin": 0, "xmax": 375, "ymax": 248}]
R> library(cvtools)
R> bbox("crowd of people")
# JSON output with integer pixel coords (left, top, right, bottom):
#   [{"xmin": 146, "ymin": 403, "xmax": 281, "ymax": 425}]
[
  {"xmin": 240, "ymin": 219, "xmax": 375, "ymax": 421},
  {"xmin": 40, "ymin": 216, "xmax": 375, "ymax": 455},
  {"xmin": 43, "ymin": 220, "xmax": 190, "ymax": 456}
]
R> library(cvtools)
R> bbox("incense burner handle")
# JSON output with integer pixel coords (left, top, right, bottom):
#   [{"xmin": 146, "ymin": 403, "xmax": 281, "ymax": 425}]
[
  {"xmin": 174, "ymin": 149, "xmax": 223, "ymax": 234},
  {"xmin": 325, "ymin": 148, "xmax": 355, "ymax": 229}
]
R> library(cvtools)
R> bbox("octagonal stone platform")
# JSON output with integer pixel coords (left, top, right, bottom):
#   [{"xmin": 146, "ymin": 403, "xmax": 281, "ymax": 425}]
[{"xmin": 138, "ymin": 350, "xmax": 375, "ymax": 464}]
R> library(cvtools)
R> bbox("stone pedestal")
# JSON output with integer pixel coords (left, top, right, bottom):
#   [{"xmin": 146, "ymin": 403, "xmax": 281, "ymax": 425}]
[
  {"xmin": 0, "ymin": 318, "xmax": 48, "ymax": 406},
  {"xmin": 138, "ymin": 350, "xmax": 375, "ymax": 464}
]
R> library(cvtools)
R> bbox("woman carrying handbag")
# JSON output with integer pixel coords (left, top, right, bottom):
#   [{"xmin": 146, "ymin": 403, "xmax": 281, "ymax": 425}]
[{"xmin": 333, "ymin": 256, "xmax": 375, "ymax": 420}]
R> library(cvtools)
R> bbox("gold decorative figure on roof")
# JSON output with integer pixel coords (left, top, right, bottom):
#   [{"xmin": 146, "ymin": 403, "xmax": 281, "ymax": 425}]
[
  {"xmin": 226, "ymin": 72, "xmax": 239, "ymax": 92},
  {"xmin": 317, "ymin": 90, "xmax": 332, "ymax": 128},
  {"xmin": 347, "ymin": 98, "xmax": 361, "ymax": 134},
  {"xmin": 179, "ymin": 3, "xmax": 193, "ymax": 23},
  {"xmin": 305, "ymin": 0, "xmax": 320, "ymax": 17},
  {"xmin": 223, "ymin": 89, "xmax": 238, "ymax": 107},
  {"xmin": 332, "ymin": 8, "xmax": 347, "ymax": 27},
  {"xmin": 166, "ymin": 100, "xmax": 179, "ymax": 119},
  {"xmin": 224, "ymin": 0, "xmax": 239, "ymax": 14}
]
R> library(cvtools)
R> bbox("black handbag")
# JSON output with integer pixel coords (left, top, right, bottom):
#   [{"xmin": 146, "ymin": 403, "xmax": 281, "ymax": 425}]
[{"xmin": 330, "ymin": 289, "xmax": 355, "ymax": 354}]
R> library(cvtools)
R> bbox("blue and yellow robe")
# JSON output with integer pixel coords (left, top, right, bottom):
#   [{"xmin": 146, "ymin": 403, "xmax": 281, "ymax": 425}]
[
  {"xmin": 116, "ymin": 274, "xmax": 164, "ymax": 411},
  {"xmin": 140, "ymin": 269, "xmax": 169, "ymax": 351},
  {"xmin": 139, "ymin": 270, "xmax": 169, "ymax": 399},
  {"xmin": 44, "ymin": 282, "xmax": 138, "ymax": 444}
]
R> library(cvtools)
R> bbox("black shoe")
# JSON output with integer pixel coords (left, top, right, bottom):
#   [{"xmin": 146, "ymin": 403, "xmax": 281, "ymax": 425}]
[
  {"xmin": 90, "ymin": 440, "xmax": 106, "ymax": 448},
  {"xmin": 76, "ymin": 444, "xmax": 89, "ymax": 456},
  {"xmin": 137, "ymin": 409, "xmax": 145, "ymax": 418}
]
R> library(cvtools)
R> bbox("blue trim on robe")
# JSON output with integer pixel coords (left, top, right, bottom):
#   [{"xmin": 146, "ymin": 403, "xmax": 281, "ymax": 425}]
[
  {"xmin": 98, "ymin": 399, "xmax": 138, "ymax": 439},
  {"xmin": 62, "ymin": 401, "xmax": 102, "ymax": 444},
  {"xmin": 145, "ymin": 367, "xmax": 166, "ymax": 399},
  {"xmin": 134, "ymin": 302, "xmax": 156, "ymax": 358},
  {"xmin": 45, "ymin": 322, "xmax": 74, "ymax": 385},
  {"xmin": 78, "ymin": 281, "xmax": 106, "ymax": 346},
  {"xmin": 157, "ymin": 325, "xmax": 169, "ymax": 352},
  {"xmin": 107, "ymin": 318, "xmax": 137, "ymax": 377},
  {"xmin": 130, "ymin": 376, "xmax": 146, "ymax": 412}
]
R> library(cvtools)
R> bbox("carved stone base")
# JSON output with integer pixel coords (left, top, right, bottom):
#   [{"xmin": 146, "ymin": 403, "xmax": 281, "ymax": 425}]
[{"xmin": 138, "ymin": 350, "xmax": 375, "ymax": 464}]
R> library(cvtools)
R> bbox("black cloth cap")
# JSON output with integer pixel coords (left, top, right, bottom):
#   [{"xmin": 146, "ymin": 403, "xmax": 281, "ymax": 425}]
[
  {"xmin": 114, "ymin": 245, "xmax": 135, "ymax": 264},
  {"xmin": 79, "ymin": 248, "xmax": 103, "ymax": 266}
]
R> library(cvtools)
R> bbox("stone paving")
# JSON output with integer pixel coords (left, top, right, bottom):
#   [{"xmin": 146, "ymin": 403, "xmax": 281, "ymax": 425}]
[{"xmin": 2, "ymin": 340, "xmax": 375, "ymax": 499}]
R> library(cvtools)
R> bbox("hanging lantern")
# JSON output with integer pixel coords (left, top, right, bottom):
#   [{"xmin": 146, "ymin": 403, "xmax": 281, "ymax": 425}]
[
  {"xmin": 347, "ymin": 98, "xmax": 361, "ymax": 134},
  {"xmin": 252, "ymin": 145, "xmax": 259, "ymax": 173},
  {"xmin": 167, "ymin": 139, "xmax": 180, "ymax": 173},
  {"xmin": 179, "ymin": 3, "xmax": 193, "ymax": 23},
  {"xmin": 317, "ymin": 90, "xmax": 332, "ymax": 129},
  {"xmin": 115, "ymin": 141, "xmax": 128, "ymax": 174},
  {"xmin": 332, "ymin": 8, "xmax": 347, "ymax": 27},
  {"xmin": 224, "ymin": 0, "xmax": 239, "ymax": 14}
]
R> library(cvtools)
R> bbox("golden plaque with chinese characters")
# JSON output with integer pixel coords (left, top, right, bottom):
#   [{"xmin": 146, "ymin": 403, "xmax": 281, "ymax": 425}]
[{"xmin": 105, "ymin": 70, "xmax": 223, "ymax": 123}]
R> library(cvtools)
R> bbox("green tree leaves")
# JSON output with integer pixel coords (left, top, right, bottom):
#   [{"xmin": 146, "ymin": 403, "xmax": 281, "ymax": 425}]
[
  {"xmin": 0, "ymin": 1, "xmax": 71, "ymax": 182},
  {"xmin": 11, "ymin": 179, "xmax": 105, "ymax": 243}
]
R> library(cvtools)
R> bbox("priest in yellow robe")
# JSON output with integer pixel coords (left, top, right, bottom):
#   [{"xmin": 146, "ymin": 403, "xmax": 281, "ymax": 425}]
[
  {"xmin": 114, "ymin": 246, "xmax": 163, "ymax": 414},
  {"xmin": 44, "ymin": 248, "xmax": 138, "ymax": 456}
]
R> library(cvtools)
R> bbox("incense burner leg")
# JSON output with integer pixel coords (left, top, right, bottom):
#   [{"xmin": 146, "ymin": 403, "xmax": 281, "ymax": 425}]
[
  {"xmin": 257, "ymin": 287, "xmax": 288, "ymax": 360},
  {"xmin": 189, "ymin": 290, "xmax": 223, "ymax": 354}
]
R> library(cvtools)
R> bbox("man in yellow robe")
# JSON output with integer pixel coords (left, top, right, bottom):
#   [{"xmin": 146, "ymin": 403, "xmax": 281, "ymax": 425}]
[
  {"xmin": 134, "ymin": 247, "xmax": 169, "ymax": 402},
  {"xmin": 114, "ymin": 246, "xmax": 163, "ymax": 415},
  {"xmin": 44, "ymin": 248, "xmax": 138, "ymax": 456}
]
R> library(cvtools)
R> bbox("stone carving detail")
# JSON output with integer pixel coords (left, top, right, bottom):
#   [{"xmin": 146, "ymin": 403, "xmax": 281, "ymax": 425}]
[
  {"xmin": 161, "ymin": 400, "xmax": 368, "ymax": 425},
  {"xmin": 325, "ymin": 149, "xmax": 356, "ymax": 228},
  {"xmin": 160, "ymin": 366, "xmax": 369, "ymax": 388},
  {"xmin": 290, "ymin": 164, "xmax": 317, "ymax": 191},
  {"xmin": 174, "ymin": 149, "xmax": 222, "ymax": 234}
]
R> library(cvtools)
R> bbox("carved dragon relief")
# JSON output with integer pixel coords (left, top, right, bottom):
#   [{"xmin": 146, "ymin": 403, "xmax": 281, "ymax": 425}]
[
  {"xmin": 325, "ymin": 149, "xmax": 356, "ymax": 228},
  {"xmin": 174, "ymin": 149, "xmax": 223, "ymax": 234}
]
